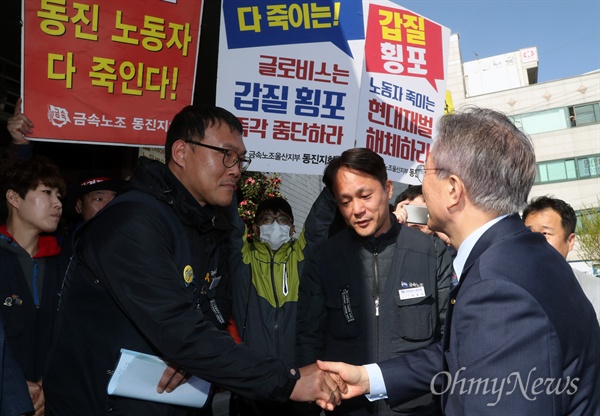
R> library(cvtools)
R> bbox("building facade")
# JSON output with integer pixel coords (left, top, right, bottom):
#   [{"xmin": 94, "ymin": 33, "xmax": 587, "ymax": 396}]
[{"xmin": 447, "ymin": 34, "xmax": 599, "ymax": 268}]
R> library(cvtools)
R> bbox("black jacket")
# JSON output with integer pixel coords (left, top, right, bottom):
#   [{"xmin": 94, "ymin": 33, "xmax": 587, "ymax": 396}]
[
  {"xmin": 0, "ymin": 231, "xmax": 65, "ymax": 383},
  {"xmin": 297, "ymin": 218, "xmax": 453, "ymax": 416},
  {"xmin": 44, "ymin": 158, "xmax": 298, "ymax": 416}
]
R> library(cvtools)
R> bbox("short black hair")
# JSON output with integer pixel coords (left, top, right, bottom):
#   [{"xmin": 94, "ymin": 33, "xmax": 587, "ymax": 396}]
[
  {"xmin": 522, "ymin": 196, "xmax": 577, "ymax": 235},
  {"xmin": 164, "ymin": 104, "xmax": 243, "ymax": 163},
  {"xmin": 1, "ymin": 156, "xmax": 66, "ymax": 199},
  {"xmin": 394, "ymin": 185, "xmax": 423, "ymax": 206},
  {"xmin": 323, "ymin": 148, "xmax": 387, "ymax": 193},
  {"xmin": 255, "ymin": 197, "xmax": 294, "ymax": 224},
  {"xmin": 1, "ymin": 156, "xmax": 66, "ymax": 223}
]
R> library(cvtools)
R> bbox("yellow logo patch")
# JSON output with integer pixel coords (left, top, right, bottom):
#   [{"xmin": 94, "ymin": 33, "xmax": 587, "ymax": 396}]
[{"xmin": 183, "ymin": 265, "xmax": 194, "ymax": 285}]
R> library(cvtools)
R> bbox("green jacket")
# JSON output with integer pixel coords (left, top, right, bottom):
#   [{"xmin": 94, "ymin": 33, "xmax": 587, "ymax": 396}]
[
  {"xmin": 230, "ymin": 189, "xmax": 336, "ymax": 366},
  {"xmin": 241, "ymin": 232, "xmax": 306, "ymax": 309}
]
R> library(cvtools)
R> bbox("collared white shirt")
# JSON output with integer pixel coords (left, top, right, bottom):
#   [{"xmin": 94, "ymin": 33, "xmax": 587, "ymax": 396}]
[
  {"xmin": 452, "ymin": 215, "xmax": 508, "ymax": 280},
  {"xmin": 365, "ymin": 214, "xmax": 509, "ymax": 401}
]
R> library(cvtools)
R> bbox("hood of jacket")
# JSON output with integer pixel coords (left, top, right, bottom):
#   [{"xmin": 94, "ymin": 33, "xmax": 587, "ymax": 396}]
[
  {"xmin": 123, "ymin": 157, "xmax": 233, "ymax": 234},
  {"xmin": 0, "ymin": 224, "xmax": 61, "ymax": 258}
]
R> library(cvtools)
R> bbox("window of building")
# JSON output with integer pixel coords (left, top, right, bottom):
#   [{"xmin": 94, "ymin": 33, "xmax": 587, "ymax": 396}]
[
  {"xmin": 513, "ymin": 101, "xmax": 599, "ymax": 135},
  {"xmin": 573, "ymin": 103, "xmax": 600, "ymax": 126},
  {"xmin": 535, "ymin": 154, "xmax": 600, "ymax": 184},
  {"xmin": 537, "ymin": 159, "xmax": 577, "ymax": 182},
  {"xmin": 513, "ymin": 107, "xmax": 569, "ymax": 135},
  {"xmin": 577, "ymin": 155, "xmax": 600, "ymax": 178}
]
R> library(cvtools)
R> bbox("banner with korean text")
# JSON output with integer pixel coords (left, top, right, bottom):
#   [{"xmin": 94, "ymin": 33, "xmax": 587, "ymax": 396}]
[
  {"xmin": 216, "ymin": 0, "xmax": 449, "ymax": 182},
  {"xmin": 355, "ymin": 1, "xmax": 450, "ymax": 184},
  {"xmin": 216, "ymin": 0, "xmax": 367, "ymax": 174},
  {"xmin": 22, "ymin": 0, "xmax": 203, "ymax": 146}
]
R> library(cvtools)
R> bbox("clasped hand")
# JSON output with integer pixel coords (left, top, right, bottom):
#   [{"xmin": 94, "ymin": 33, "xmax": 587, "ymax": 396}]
[
  {"xmin": 290, "ymin": 362, "xmax": 347, "ymax": 410},
  {"xmin": 154, "ymin": 360, "xmax": 365, "ymax": 411}
]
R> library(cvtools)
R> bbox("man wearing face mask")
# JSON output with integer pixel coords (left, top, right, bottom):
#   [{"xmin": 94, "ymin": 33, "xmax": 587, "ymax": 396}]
[
  {"xmin": 255, "ymin": 199, "xmax": 295, "ymax": 251},
  {"xmin": 228, "ymin": 190, "xmax": 337, "ymax": 416}
]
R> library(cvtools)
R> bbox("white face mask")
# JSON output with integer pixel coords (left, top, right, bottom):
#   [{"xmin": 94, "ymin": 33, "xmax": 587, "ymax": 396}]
[{"xmin": 259, "ymin": 222, "xmax": 291, "ymax": 250}]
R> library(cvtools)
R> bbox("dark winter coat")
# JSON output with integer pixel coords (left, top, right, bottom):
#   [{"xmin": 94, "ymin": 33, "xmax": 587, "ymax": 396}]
[
  {"xmin": 44, "ymin": 158, "xmax": 298, "ymax": 416},
  {"xmin": 0, "ymin": 228, "xmax": 65, "ymax": 382},
  {"xmin": 297, "ymin": 218, "xmax": 453, "ymax": 416}
]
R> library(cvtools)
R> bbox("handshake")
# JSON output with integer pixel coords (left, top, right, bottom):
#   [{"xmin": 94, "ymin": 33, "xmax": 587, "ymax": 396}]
[
  {"xmin": 156, "ymin": 360, "xmax": 369, "ymax": 412},
  {"xmin": 290, "ymin": 361, "xmax": 369, "ymax": 411}
]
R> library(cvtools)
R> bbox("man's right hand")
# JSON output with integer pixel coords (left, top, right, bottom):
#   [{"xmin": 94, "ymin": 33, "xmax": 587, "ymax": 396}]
[
  {"xmin": 316, "ymin": 360, "xmax": 370, "ymax": 400},
  {"xmin": 7, "ymin": 98, "xmax": 34, "ymax": 145}
]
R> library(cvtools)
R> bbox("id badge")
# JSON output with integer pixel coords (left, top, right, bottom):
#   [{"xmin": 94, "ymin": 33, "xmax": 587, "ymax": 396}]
[{"xmin": 399, "ymin": 286, "xmax": 426, "ymax": 300}]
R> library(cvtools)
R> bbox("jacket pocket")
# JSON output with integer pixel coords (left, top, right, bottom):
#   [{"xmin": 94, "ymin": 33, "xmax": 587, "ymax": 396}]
[
  {"xmin": 324, "ymin": 285, "xmax": 361, "ymax": 339},
  {"xmin": 394, "ymin": 293, "xmax": 434, "ymax": 342},
  {"xmin": 1, "ymin": 296, "xmax": 27, "ymax": 339}
]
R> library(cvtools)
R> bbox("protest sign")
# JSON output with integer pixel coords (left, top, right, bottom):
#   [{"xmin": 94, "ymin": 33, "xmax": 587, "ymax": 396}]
[
  {"xmin": 22, "ymin": 0, "xmax": 203, "ymax": 146},
  {"xmin": 216, "ymin": 0, "xmax": 367, "ymax": 174},
  {"xmin": 216, "ymin": 0, "xmax": 449, "ymax": 183},
  {"xmin": 355, "ymin": 1, "xmax": 450, "ymax": 183}
]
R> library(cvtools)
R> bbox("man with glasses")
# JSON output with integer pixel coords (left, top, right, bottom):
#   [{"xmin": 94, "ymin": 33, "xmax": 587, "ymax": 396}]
[
  {"xmin": 318, "ymin": 107, "xmax": 600, "ymax": 415},
  {"xmin": 228, "ymin": 191, "xmax": 337, "ymax": 416},
  {"xmin": 43, "ymin": 105, "xmax": 344, "ymax": 416}
]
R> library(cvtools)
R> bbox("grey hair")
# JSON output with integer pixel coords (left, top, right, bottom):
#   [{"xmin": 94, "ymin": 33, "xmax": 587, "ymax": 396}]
[{"xmin": 431, "ymin": 107, "xmax": 536, "ymax": 215}]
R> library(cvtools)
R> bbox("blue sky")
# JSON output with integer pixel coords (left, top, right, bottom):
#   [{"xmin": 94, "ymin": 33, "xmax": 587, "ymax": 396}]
[{"xmin": 397, "ymin": 0, "xmax": 600, "ymax": 83}]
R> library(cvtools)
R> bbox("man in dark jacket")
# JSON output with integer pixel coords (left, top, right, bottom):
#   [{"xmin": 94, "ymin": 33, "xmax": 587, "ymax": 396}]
[
  {"xmin": 296, "ymin": 148, "xmax": 453, "ymax": 416},
  {"xmin": 318, "ymin": 108, "xmax": 600, "ymax": 416},
  {"xmin": 43, "ymin": 105, "xmax": 342, "ymax": 416},
  {"xmin": 0, "ymin": 156, "xmax": 67, "ymax": 416}
]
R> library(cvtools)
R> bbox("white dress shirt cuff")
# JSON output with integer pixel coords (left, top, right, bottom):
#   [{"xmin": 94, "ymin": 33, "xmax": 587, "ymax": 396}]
[{"xmin": 364, "ymin": 363, "xmax": 388, "ymax": 401}]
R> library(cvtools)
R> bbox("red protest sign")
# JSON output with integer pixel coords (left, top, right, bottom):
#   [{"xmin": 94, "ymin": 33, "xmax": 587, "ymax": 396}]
[
  {"xmin": 23, "ymin": 0, "xmax": 203, "ymax": 146},
  {"xmin": 365, "ymin": 3, "xmax": 444, "ymax": 92}
]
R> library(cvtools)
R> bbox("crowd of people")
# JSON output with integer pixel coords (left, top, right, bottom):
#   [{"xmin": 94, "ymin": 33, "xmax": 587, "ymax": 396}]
[{"xmin": 0, "ymin": 102, "xmax": 598, "ymax": 416}]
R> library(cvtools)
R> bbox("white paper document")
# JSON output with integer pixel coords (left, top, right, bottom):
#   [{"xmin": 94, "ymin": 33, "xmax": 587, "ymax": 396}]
[{"xmin": 107, "ymin": 348, "xmax": 211, "ymax": 408}]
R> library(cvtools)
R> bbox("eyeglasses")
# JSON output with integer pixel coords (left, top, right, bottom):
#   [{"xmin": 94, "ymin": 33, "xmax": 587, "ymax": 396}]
[
  {"xmin": 414, "ymin": 164, "xmax": 449, "ymax": 183},
  {"xmin": 257, "ymin": 215, "xmax": 292, "ymax": 226},
  {"xmin": 184, "ymin": 140, "xmax": 251, "ymax": 172}
]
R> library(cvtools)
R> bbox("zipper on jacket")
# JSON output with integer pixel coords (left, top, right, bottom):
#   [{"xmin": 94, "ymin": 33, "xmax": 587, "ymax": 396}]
[
  {"xmin": 282, "ymin": 263, "xmax": 289, "ymax": 296},
  {"xmin": 373, "ymin": 247, "xmax": 380, "ymax": 362},
  {"xmin": 33, "ymin": 259, "xmax": 40, "ymax": 307},
  {"xmin": 269, "ymin": 254, "xmax": 281, "ymax": 359},
  {"xmin": 373, "ymin": 250, "xmax": 380, "ymax": 317}
]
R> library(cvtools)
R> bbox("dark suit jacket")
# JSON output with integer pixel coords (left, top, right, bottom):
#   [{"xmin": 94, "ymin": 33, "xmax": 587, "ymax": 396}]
[{"xmin": 379, "ymin": 215, "xmax": 600, "ymax": 415}]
